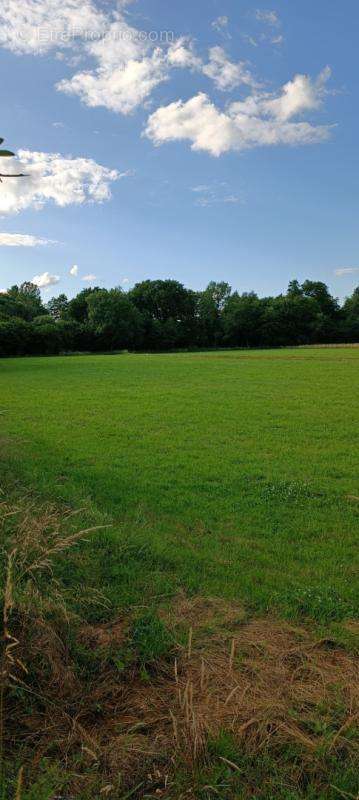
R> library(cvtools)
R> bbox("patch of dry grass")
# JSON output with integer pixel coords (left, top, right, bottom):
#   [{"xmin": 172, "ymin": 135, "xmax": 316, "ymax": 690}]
[{"xmin": 1, "ymin": 502, "xmax": 358, "ymax": 799}]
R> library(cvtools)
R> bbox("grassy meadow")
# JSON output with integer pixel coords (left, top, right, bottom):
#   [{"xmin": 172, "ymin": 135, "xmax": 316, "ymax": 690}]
[
  {"xmin": 1, "ymin": 347, "xmax": 358, "ymax": 620},
  {"xmin": 1, "ymin": 347, "xmax": 359, "ymax": 799}
]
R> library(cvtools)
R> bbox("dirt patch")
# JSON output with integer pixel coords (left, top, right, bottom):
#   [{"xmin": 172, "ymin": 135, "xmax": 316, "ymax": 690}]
[
  {"xmin": 78, "ymin": 619, "xmax": 128, "ymax": 651},
  {"xmin": 161, "ymin": 593, "xmax": 247, "ymax": 631}
]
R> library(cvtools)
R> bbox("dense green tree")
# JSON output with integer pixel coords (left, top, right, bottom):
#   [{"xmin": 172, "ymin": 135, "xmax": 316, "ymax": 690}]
[
  {"xmin": 47, "ymin": 294, "xmax": 69, "ymax": 320},
  {"xmin": 197, "ymin": 282, "xmax": 232, "ymax": 347},
  {"xmin": 0, "ymin": 275, "xmax": 357, "ymax": 356},
  {"xmin": 203, "ymin": 281, "xmax": 232, "ymax": 311},
  {"xmin": 287, "ymin": 279, "xmax": 303, "ymax": 297},
  {"xmin": 0, "ymin": 292, "xmax": 24, "ymax": 321},
  {"xmin": 2, "ymin": 282, "xmax": 45, "ymax": 321},
  {"xmin": 86, "ymin": 288, "xmax": 144, "ymax": 350},
  {"xmin": 67, "ymin": 287, "xmax": 100, "ymax": 323},
  {"xmin": 16, "ymin": 281, "xmax": 41, "ymax": 300},
  {"xmin": 129, "ymin": 280, "xmax": 197, "ymax": 349},
  {"xmin": 32, "ymin": 314, "xmax": 55, "ymax": 326},
  {"xmin": 342, "ymin": 286, "xmax": 359, "ymax": 341},
  {"xmin": 222, "ymin": 292, "xmax": 266, "ymax": 347},
  {"xmin": 55, "ymin": 319, "xmax": 84, "ymax": 351},
  {"xmin": 301, "ymin": 280, "xmax": 340, "ymax": 319},
  {"xmin": 0, "ymin": 318, "xmax": 33, "ymax": 356},
  {"xmin": 262, "ymin": 294, "xmax": 318, "ymax": 346},
  {"xmin": 129, "ymin": 279, "xmax": 196, "ymax": 322}
]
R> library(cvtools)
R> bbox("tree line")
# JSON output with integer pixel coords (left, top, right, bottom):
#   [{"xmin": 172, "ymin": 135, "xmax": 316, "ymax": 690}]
[{"xmin": 0, "ymin": 278, "xmax": 358, "ymax": 356}]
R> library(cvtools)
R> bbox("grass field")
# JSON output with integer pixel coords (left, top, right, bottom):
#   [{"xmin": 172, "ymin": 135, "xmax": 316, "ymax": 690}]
[
  {"xmin": 1, "ymin": 347, "xmax": 359, "ymax": 799},
  {"xmin": 1, "ymin": 347, "xmax": 358, "ymax": 622}
]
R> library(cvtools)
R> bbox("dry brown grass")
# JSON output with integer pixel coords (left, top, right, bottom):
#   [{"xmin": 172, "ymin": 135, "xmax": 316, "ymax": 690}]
[
  {"xmin": 1, "ymin": 503, "xmax": 358, "ymax": 799},
  {"xmin": 0, "ymin": 498, "xmax": 109, "ymax": 794},
  {"xmin": 105, "ymin": 597, "xmax": 359, "ymax": 779}
]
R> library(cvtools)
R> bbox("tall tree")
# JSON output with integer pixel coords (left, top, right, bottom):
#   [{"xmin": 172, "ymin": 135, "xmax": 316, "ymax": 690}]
[
  {"xmin": 342, "ymin": 286, "xmax": 359, "ymax": 342},
  {"xmin": 222, "ymin": 292, "xmax": 266, "ymax": 347},
  {"xmin": 5, "ymin": 282, "xmax": 45, "ymax": 321},
  {"xmin": 301, "ymin": 280, "xmax": 339, "ymax": 318},
  {"xmin": 67, "ymin": 287, "xmax": 100, "ymax": 323},
  {"xmin": 86, "ymin": 288, "xmax": 144, "ymax": 350},
  {"xmin": 129, "ymin": 280, "xmax": 197, "ymax": 349},
  {"xmin": 197, "ymin": 282, "xmax": 232, "ymax": 347},
  {"xmin": 47, "ymin": 294, "xmax": 69, "ymax": 320}
]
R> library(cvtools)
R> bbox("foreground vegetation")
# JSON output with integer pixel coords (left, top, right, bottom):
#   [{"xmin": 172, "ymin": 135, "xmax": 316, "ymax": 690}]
[
  {"xmin": 1, "ymin": 348, "xmax": 358, "ymax": 797},
  {"xmin": 1, "ymin": 277, "xmax": 359, "ymax": 356},
  {"xmin": 1, "ymin": 497, "xmax": 358, "ymax": 799}
]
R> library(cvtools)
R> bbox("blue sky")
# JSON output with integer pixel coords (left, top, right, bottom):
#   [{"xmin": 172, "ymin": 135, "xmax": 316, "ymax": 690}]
[{"xmin": 0, "ymin": 0, "xmax": 358, "ymax": 301}]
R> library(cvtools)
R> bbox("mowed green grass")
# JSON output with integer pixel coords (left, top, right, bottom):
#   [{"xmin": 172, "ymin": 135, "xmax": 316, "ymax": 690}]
[{"xmin": 1, "ymin": 348, "xmax": 358, "ymax": 622}]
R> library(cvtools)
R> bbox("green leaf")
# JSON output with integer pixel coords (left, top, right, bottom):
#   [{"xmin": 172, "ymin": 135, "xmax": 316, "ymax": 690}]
[{"xmin": 0, "ymin": 150, "xmax": 14, "ymax": 157}]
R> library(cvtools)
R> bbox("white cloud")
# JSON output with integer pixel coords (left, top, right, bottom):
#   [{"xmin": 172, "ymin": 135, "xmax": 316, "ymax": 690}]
[
  {"xmin": 0, "ymin": 2, "xmax": 169, "ymax": 116},
  {"xmin": 145, "ymin": 94, "xmax": 233, "ymax": 156},
  {"xmin": 191, "ymin": 184, "xmax": 242, "ymax": 207},
  {"xmin": 167, "ymin": 38, "xmax": 202, "ymax": 70},
  {"xmin": 118, "ymin": 169, "xmax": 136, "ymax": 178},
  {"xmin": 70, "ymin": 264, "xmax": 78, "ymax": 276},
  {"xmin": 58, "ymin": 48, "xmax": 168, "ymax": 115},
  {"xmin": 57, "ymin": 16, "xmax": 169, "ymax": 114},
  {"xmin": 0, "ymin": 0, "xmax": 106, "ymax": 54},
  {"xmin": 168, "ymin": 40, "xmax": 257, "ymax": 92},
  {"xmin": 203, "ymin": 46, "xmax": 257, "ymax": 91},
  {"xmin": 191, "ymin": 185, "xmax": 211, "ymax": 193},
  {"xmin": 334, "ymin": 267, "xmax": 359, "ymax": 276},
  {"xmin": 252, "ymin": 9, "xmax": 284, "ymax": 46},
  {"xmin": 255, "ymin": 10, "xmax": 280, "ymax": 26},
  {"xmin": 145, "ymin": 69, "xmax": 332, "ymax": 157},
  {"xmin": 0, "ymin": 150, "xmax": 120, "ymax": 215},
  {"xmin": 0, "ymin": 233, "xmax": 50, "ymax": 246},
  {"xmin": 211, "ymin": 16, "xmax": 231, "ymax": 40},
  {"xmin": 32, "ymin": 271, "xmax": 60, "ymax": 288},
  {"xmin": 82, "ymin": 273, "xmax": 97, "ymax": 282},
  {"xmin": 212, "ymin": 16, "xmax": 229, "ymax": 32},
  {"xmin": 86, "ymin": 18, "xmax": 145, "ymax": 68},
  {"xmin": 0, "ymin": 0, "xmax": 330, "ymax": 147},
  {"xmin": 271, "ymin": 35, "xmax": 284, "ymax": 45},
  {"xmin": 258, "ymin": 67, "xmax": 331, "ymax": 121}
]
